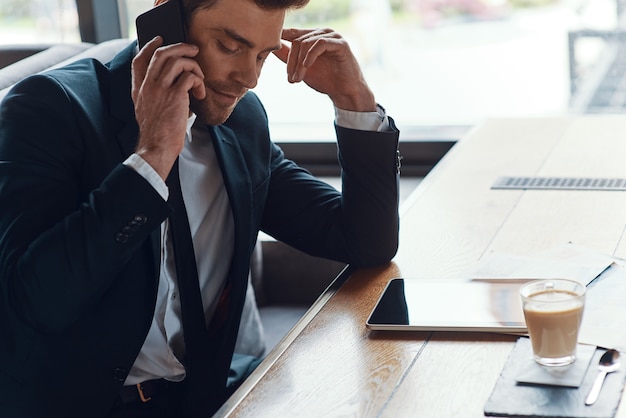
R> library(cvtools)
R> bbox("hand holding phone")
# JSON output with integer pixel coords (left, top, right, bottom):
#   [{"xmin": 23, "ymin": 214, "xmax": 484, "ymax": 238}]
[
  {"xmin": 132, "ymin": 1, "xmax": 204, "ymax": 180},
  {"xmin": 136, "ymin": 0, "xmax": 187, "ymax": 49}
]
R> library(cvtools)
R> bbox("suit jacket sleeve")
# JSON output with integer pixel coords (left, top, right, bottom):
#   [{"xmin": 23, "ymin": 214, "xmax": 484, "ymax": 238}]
[
  {"xmin": 0, "ymin": 71, "xmax": 169, "ymax": 334},
  {"xmin": 261, "ymin": 120, "xmax": 400, "ymax": 267}
]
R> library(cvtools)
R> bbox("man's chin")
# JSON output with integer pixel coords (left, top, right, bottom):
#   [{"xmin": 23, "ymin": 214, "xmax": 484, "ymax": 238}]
[{"xmin": 190, "ymin": 98, "xmax": 236, "ymax": 126}]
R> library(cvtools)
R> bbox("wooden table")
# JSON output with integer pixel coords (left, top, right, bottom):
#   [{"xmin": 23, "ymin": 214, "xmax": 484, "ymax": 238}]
[{"xmin": 216, "ymin": 117, "xmax": 626, "ymax": 417}]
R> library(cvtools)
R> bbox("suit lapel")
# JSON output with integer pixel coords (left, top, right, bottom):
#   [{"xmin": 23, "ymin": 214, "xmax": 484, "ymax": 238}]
[{"xmin": 108, "ymin": 41, "xmax": 140, "ymax": 158}]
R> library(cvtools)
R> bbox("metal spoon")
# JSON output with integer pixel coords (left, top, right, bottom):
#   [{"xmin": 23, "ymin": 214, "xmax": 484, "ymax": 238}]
[{"xmin": 585, "ymin": 349, "xmax": 621, "ymax": 406}]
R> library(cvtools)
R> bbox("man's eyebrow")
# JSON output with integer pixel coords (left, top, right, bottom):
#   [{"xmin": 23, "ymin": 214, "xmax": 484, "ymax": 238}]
[{"xmin": 222, "ymin": 28, "xmax": 282, "ymax": 52}]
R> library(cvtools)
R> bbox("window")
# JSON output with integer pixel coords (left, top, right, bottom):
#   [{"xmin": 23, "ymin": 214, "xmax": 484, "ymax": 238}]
[
  {"xmin": 259, "ymin": 0, "xmax": 622, "ymax": 133},
  {"xmin": 2, "ymin": 0, "xmax": 624, "ymax": 139},
  {"xmin": 0, "ymin": 0, "xmax": 80, "ymax": 44},
  {"xmin": 125, "ymin": 0, "xmax": 152, "ymax": 39}
]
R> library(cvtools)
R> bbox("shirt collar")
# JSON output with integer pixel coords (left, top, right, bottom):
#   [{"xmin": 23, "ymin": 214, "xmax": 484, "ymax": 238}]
[{"xmin": 186, "ymin": 113, "xmax": 198, "ymax": 143}]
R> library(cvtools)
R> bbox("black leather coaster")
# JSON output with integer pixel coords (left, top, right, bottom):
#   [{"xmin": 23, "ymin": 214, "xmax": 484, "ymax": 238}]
[{"xmin": 484, "ymin": 337, "xmax": 626, "ymax": 417}]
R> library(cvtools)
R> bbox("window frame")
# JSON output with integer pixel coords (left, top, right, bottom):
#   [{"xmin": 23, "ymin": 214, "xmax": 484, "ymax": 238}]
[{"xmin": 71, "ymin": 0, "xmax": 459, "ymax": 173}]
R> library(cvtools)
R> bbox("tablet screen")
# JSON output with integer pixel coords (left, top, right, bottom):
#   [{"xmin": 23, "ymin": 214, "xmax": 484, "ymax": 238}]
[{"xmin": 366, "ymin": 278, "xmax": 527, "ymax": 332}]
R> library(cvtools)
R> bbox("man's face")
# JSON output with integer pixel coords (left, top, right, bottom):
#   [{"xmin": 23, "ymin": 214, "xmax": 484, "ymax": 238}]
[{"xmin": 186, "ymin": 0, "xmax": 285, "ymax": 125}]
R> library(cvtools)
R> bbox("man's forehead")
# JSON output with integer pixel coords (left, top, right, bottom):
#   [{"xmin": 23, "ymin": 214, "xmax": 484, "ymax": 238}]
[{"xmin": 191, "ymin": 1, "xmax": 285, "ymax": 48}]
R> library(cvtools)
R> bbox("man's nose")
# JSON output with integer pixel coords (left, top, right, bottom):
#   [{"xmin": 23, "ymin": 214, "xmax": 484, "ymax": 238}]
[{"xmin": 234, "ymin": 57, "xmax": 259, "ymax": 90}]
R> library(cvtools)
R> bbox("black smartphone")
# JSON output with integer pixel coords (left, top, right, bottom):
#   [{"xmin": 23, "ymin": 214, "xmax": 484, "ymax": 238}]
[{"xmin": 135, "ymin": 0, "xmax": 187, "ymax": 49}]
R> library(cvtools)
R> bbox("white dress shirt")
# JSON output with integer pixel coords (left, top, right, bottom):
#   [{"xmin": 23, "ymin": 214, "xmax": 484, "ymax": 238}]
[{"xmin": 122, "ymin": 105, "xmax": 389, "ymax": 384}]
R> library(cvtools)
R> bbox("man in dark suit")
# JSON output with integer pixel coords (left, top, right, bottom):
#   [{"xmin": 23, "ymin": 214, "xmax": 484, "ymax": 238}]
[{"xmin": 0, "ymin": 0, "xmax": 400, "ymax": 417}]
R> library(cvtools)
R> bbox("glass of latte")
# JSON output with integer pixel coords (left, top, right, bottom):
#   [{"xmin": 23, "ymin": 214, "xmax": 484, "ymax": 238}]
[{"xmin": 520, "ymin": 279, "xmax": 586, "ymax": 367}]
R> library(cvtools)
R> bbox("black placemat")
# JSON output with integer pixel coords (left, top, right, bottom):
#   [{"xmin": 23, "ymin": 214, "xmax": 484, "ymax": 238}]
[{"xmin": 484, "ymin": 337, "xmax": 626, "ymax": 418}]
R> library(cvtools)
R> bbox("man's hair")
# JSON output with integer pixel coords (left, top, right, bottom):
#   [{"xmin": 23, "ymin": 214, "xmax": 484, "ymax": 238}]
[{"xmin": 182, "ymin": 0, "xmax": 309, "ymax": 23}]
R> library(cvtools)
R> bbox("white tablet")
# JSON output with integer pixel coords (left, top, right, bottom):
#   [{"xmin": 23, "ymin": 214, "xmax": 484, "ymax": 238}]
[{"xmin": 366, "ymin": 278, "xmax": 527, "ymax": 333}]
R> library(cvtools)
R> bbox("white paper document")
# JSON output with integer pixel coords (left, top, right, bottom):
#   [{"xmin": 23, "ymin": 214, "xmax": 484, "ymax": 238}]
[
  {"xmin": 468, "ymin": 244, "xmax": 626, "ymax": 350},
  {"xmin": 469, "ymin": 244, "xmax": 615, "ymax": 286},
  {"xmin": 578, "ymin": 264, "xmax": 626, "ymax": 351}
]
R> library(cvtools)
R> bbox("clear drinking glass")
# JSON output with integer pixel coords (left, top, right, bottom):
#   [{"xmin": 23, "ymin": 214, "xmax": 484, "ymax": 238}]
[{"xmin": 520, "ymin": 279, "xmax": 586, "ymax": 366}]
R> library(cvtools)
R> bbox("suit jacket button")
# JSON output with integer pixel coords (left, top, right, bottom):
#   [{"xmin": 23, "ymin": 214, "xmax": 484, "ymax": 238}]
[
  {"xmin": 112, "ymin": 368, "xmax": 127, "ymax": 382},
  {"xmin": 134, "ymin": 214, "xmax": 147, "ymax": 225},
  {"xmin": 115, "ymin": 232, "xmax": 128, "ymax": 244}
]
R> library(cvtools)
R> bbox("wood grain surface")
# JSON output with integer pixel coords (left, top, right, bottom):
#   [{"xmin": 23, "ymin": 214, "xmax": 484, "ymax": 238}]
[{"xmin": 216, "ymin": 117, "xmax": 626, "ymax": 417}]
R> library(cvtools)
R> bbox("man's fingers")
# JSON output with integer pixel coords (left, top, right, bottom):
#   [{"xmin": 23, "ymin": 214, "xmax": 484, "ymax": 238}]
[
  {"xmin": 272, "ymin": 43, "xmax": 305, "ymax": 84},
  {"xmin": 300, "ymin": 38, "xmax": 328, "ymax": 68},
  {"xmin": 281, "ymin": 28, "xmax": 317, "ymax": 82},
  {"xmin": 147, "ymin": 43, "xmax": 199, "ymax": 80},
  {"xmin": 176, "ymin": 71, "xmax": 206, "ymax": 100},
  {"xmin": 280, "ymin": 28, "xmax": 310, "ymax": 42},
  {"xmin": 287, "ymin": 39, "xmax": 303, "ymax": 83},
  {"xmin": 139, "ymin": 35, "xmax": 164, "ymax": 56},
  {"xmin": 272, "ymin": 43, "xmax": 290, "ymax": 64},
  {"xmin": 134, "ymin": 36, "xmax": 163, "ymax": 73},
  {"xmin": 158, "ymin": 57, "xmax": 204, "ymax": 88},
  {"xmin": 134, "ymin": 41, "xmax": 203, "ymax": 97},
  {"xmin": 279, "ymin": 28, "xmax": 346, "ymax": 83},
  {"xmin": 132, "ymin": 36, "xmax": 163, "ymax": 99}
]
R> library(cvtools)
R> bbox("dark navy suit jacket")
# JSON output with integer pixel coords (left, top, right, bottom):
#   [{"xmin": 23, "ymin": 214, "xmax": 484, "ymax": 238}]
[{"xmin": 0, "ymin": 42, "xmax": 399, "ymax": 417}]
